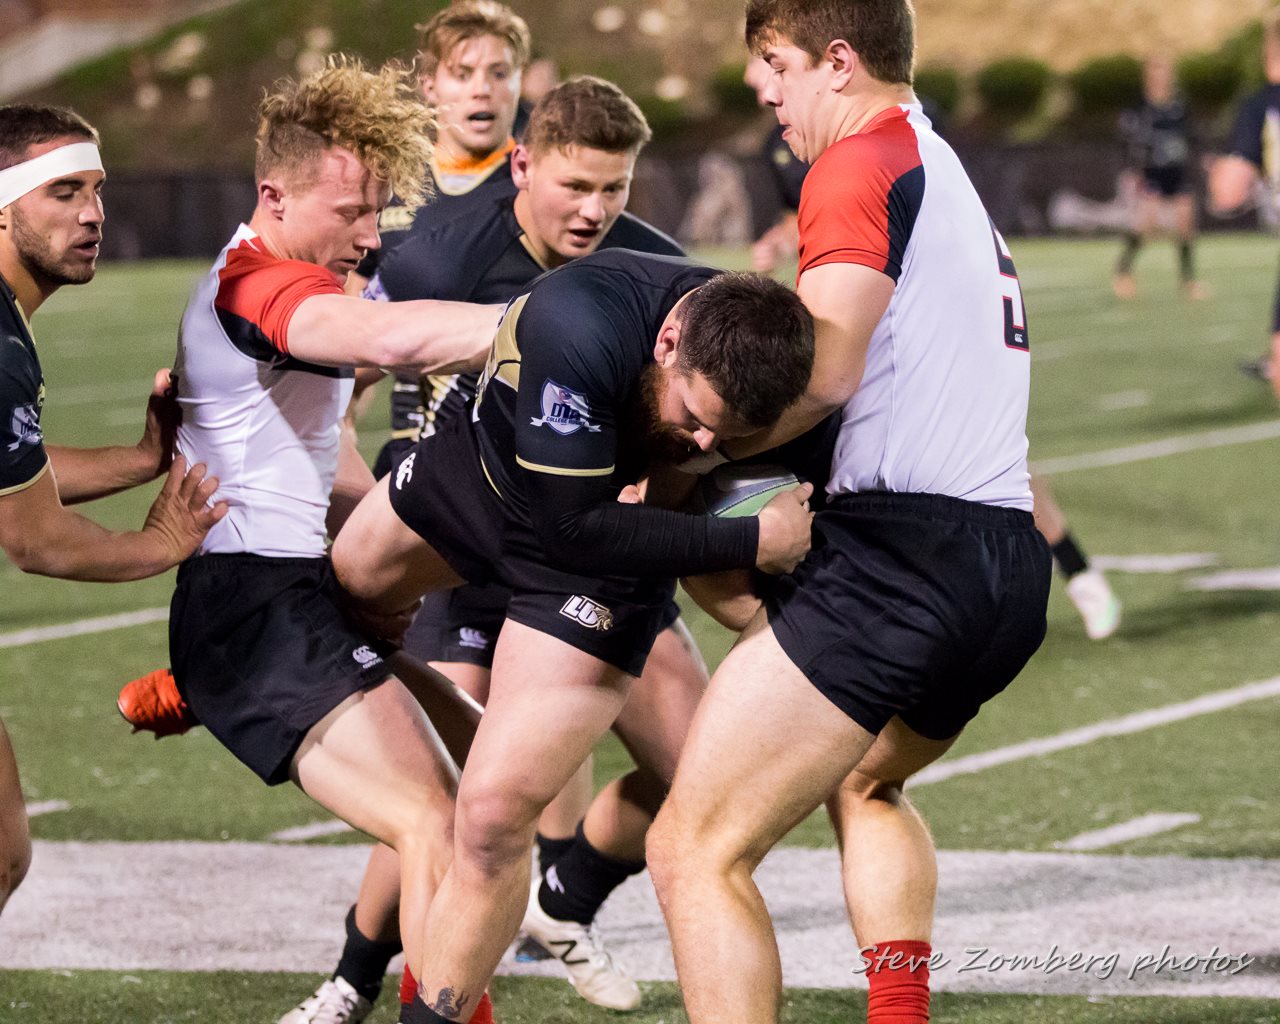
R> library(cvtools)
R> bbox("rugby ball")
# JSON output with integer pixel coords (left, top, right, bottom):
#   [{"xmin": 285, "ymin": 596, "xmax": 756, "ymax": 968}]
[{"xmin": 692, "ymin": 463, "xmax": 800, "ymax": 518}]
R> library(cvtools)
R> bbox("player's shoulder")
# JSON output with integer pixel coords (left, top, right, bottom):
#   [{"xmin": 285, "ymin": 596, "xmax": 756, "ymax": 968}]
[
  {"xmin": 816, "ymin": 107, "xmax": 921, "ymax": 177},
  {"xmin": 600, "ymin": 212, "xmax": 684, "ymax": 257},
  {"xmin": 0, "ymin": 279, "xmax": 29, "ymax": 345},
  {"xmin": 380, "ymin": 195, "xmax": 517, "ymax": 301}
]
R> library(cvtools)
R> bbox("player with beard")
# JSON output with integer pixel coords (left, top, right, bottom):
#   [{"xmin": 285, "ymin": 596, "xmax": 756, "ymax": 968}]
[
  {"xmin": 0, "ymin": 104, "xmax": 224, "ymax": 914},
  {"xmin": 330, "ymin": 252, "xmax": 816, "ymax": 1024}
]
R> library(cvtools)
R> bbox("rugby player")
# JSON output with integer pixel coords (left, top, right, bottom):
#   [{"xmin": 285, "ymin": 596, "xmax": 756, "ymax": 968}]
[
  {"xmin": 646, "ymin": 4, "xmax": 1053, "ymax": 1022},
  {"xmin": 286, "ymin": 76, "xmax": 693, "ymax": 1020},
  {"xmin": 1113, "ymin": 55, "xmax": 1204, "ymax": 301},
  {"xmin": 1210, "ymin": 11, "xmax": 1280, "ymax": 399},
  {"xmin": 0, "ymin": 104, "xmax": 224, "ymax": 912},
  {"xmin": 161, "ymin": 58, "xmax": 502, "ymax": 1024},
  {"xmin": 330, "ymin": 251, "xmax": 816, "ymax": 1023}
]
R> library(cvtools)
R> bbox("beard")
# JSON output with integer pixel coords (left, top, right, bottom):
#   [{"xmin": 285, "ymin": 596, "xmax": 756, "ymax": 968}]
[
  {"xmin": 637, "ymin": 364, "xmax": 701, "ymax": 467},
  {"xmin": 11, "ymin": 206, "xmax": 98, "ymax": 288}
]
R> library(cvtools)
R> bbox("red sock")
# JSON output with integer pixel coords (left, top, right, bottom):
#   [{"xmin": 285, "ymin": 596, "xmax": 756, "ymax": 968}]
[
  {"xmin": 467, "ymin": 991, "xmax": 495, "ymax": 1024},
  {"xmin": 399, "ymin": 965, "xmax": 416, "ymax": 1007},
  {"xmin": 865, "ymin": 940, "xmax": 931, "ymax": 1024}
]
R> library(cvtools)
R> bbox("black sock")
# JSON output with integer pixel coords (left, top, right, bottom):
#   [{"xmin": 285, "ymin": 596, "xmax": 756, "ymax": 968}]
[
  {"xmin": 334, "ymin": 904, "xmax": 403, "ymax": 1004},
  {"xmin": 1051, "ymin": 534, "xmax": 1089, "ymax": 579},
  {"xmin": 538, "ymin": 821, "xmax": 646, "ymax": 925},
  {"xmin": 400, "ymin": 990, "xmax": 471, "ymax": 1023},
  {"xmin": 1117, "ymin": 232, "xmax": 1141, "ymax": 274},
  {"xmin": 1179, "ymin": 241, "xmax": 1195, "ymax": 283},
  {"xmin": 535, "ymin": 831, "xmax": 575, "ymax": 873}
]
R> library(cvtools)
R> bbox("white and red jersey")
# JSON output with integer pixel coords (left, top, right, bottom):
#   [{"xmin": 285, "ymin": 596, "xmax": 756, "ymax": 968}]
[
  {"xmin": 174, "ymin": 225, "xmax": 350, "ymax": 556},
  {"xmin": 799, "ymin": 103, "xmax": 1032, "ymax": 510}
]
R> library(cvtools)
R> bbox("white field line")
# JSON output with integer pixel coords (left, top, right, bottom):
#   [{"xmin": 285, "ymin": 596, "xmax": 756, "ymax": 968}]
[
  {"xmin": 1054, "ymin": 813, "xmax": 1201, "ymax": 852},
  {"xmin": 0, "ymin": 608, "xmax": 168, "ymax": 650},
  {"xmin": 270, "ymin": 820, "xmax": 354, "ymax": 843},
  {"xmin": 25, "ymin": 800, "xmax": 71, "ymax": 818},
  {"xmin": 911, "ymin": 676, "xmax": 1280, "ymax": 787},
  {"xmin": 1091, "ymin": 553, "xmax": 1219, "ymax": 574},
  {"xmin": 1187, "ymin": 567, "xmax": 1280, "ymax": 592},
  {"xmin": 1033, "ymin": 419, "xmax": 1280, "ymax": 475}
]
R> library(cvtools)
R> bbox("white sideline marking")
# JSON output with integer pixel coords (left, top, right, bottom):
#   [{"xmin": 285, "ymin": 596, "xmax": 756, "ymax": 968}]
[
  {"xmin": 1033, "ymin": 419, "xmax": 1280, "ymax": 475},
  {"xmin": 1091, "ymin": 553, "xmax": 1219, "ymax": 574},
  {"xmin": 0, "ymin": 608, "xmax": 168, "ymax": 650},
  {"xmin": 25, "ymin": 800, "xmax": 70, "ymax": 818},
  {"xmin": 911, "ymin": 676, "xmax": 1280, "ymax": 787},
  {"xmin": 1054, "ymin": 813, "xmax": 1201, "ymax": 852},
  {"xmin": 1187, "ymin": 567, "xmax": 1280, "ymax": 591},
  {"xmin": 270, "ymin": 820, "xmax": 354, "ymax": 842}
]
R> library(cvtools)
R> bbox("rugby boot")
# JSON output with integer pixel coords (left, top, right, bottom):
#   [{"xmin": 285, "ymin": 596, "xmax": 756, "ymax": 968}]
[{"xmin": 117, "ymin": 667, "xmax": 199, "ymax": 737}]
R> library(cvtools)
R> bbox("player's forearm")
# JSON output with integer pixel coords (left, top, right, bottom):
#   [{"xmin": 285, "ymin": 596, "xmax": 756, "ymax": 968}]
[
  {"xmin": 4, "ymin": 510, "xmax": 175, "ymax": 581},
  {"xmin": 534, "ymin": 497, "xmax": 759, "ymax": 578},
  {"xmin": 45, "ymin": 443, "xmax": 156, "ymax": 504}
]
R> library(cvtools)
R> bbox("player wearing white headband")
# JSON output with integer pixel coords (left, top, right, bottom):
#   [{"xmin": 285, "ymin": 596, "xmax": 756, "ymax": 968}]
[{"xmin": 0, "ymin": 104, "xmax": 226, "ymax": 915}]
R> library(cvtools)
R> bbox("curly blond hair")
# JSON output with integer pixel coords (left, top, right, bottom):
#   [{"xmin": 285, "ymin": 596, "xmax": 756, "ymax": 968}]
[{"xmin": 256, "ymin": 55, "xmax": 434, "ymax": 208}]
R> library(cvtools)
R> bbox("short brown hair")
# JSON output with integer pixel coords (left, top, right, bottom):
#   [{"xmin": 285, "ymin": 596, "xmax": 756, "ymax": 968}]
[
  {"xmin": 524, "ymin": 76, "xmax": 651, "ymax": 157},
  {"xmin": 746, "ymin": 0, "xmax": 916, "ymax": 86},
  {"xmin": 417, "ymin": 1, "xmax": 532, "ymax": 75},
  {"xmin": 0, "ymin": 104, "xmax": 99, "ymax": 171},
  {"xmin": 256, "ymin": 55, "xmax": 434, "ymax": 208},
  {"xmin": 677, "ymin": 273, "xmax": 814, "ymax": 430}
]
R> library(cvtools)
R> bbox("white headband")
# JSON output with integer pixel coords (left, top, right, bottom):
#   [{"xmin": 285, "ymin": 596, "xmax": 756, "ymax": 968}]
[{"xmin": 0, "ymin": 142, "xmax": 103, "ymax": 211}]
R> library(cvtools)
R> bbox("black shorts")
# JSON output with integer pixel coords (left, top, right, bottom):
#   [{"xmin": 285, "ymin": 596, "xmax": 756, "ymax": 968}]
[
  {"xmin": 170, "ymin": 554, "xmax": 393, "ymax": 785},
  {"xmin": 372, "ymin": 436, "xmax": 416, "ymax": 481},
  {"xmin": 766, "ymin": 492, "xmax": 1051, "ymax": 741},
  {"xmin": 389, "ymin": 415, "xmax": 674, "ymax": 678},
  {"xmin": 1142, "ymin": 166, "xmax": 1190, "ymax": 198}
]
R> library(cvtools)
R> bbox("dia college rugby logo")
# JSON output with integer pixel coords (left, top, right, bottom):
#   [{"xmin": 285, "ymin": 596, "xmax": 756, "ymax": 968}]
[
  {"xmin": 531, "ymin": 380, "xmax": 601, "ymax": 436},
  {"xmin": 5, "ymin": 403, "xmax": 42, "ymax": 453}
]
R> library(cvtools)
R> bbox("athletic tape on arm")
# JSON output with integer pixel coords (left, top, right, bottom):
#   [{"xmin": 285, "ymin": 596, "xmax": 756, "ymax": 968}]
[{"xmin": 0, "ymin": 143, "xmax": 103, "ymax": 210}]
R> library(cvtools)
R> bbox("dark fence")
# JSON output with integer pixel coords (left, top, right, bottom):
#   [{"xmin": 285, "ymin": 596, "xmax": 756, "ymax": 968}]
[{"xmin": 97, "ymin": 140, "xmax": 1245, "ymax": 263}]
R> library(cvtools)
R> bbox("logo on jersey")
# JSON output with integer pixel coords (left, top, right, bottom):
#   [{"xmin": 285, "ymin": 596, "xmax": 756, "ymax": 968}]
[
  {"xmin": 531, "ymin": 380, "xmax": 601, "ymax": 436},
  {"xmin": 5, "ymin": 402, "xmax": 42, "ymax": 453},
  {"xmin": 395, "ymin": 451, "xmax": 416, "ymax": 490},
  {"xmin": 352, "ymin": 645, "xmax": 382, "ymax": 668},
  {"xmin": 458, "ymin": 627, "xmax": 490, "ymax": 651},
  {"xmin": 378, "ymin": 205, "xmax": 415, "ymax": 233},
  {"xmin": 559, "ymin": 596, "xmax": 614, "ymax": 632}
]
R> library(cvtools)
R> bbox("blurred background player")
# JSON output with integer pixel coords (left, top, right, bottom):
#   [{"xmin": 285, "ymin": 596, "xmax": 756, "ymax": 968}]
[
  {"xmin": 742, "ymin": 55, "xmax": 807, "ymax": 274},
  {"xmin": 0, "ymin": 104, "xmax": 224, "ymax": 914},
  {"xmin": 1113, "ymin": 55, "xmax": 1205, "ymax": 301},
  {"xmin": 1211, "ymin": 12, "xmax": 1280, "ymax": 397},
  {"xmin": 285, "ymin": 76, "xmax": 693, "ymax": 1021}
]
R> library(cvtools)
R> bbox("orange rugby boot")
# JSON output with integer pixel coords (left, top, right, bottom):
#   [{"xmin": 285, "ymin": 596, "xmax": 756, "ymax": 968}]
[{"xmin": 117, "ymin": 668, "xmax": 200, "ymax": 738}]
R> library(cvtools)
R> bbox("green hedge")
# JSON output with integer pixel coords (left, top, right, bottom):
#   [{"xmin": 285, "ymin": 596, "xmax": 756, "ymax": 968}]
[
  {"xmin": 1177, "ymin": 50, "xmax": 1244, "ymax": 111},
  {"xmin": 913, "ymin": 65, "xmax": 962, "ymax": 116},
  {"xmin": 1068, "ymin": 54, "xmax": 1144, "ymax": 116},
  {"xmin": 976, "ymin": 57, "xmax": 1052, "ymax": 120}
]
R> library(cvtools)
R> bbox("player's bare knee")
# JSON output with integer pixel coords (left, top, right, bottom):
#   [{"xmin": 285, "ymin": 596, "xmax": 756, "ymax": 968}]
[
  {"xmin": 454, "ymin": 786, "xmax": 535, "ymax": 878},
  {"xmin": 0, "ymin": 836, "xmax": 32, "ymax": 906}
]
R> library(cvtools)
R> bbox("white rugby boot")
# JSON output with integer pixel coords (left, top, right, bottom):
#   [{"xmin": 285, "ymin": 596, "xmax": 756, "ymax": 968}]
[
  {"xmin": 277, "ymin": 977, "xmax": 373, "ymax": 1024},
  {"xmin": 1066, "ymin": 568, "xmax": 1122, "ymax": 640},
  {"xmin": 521, "ymin": 875, "xmax": 642, "ymax": 1011}
]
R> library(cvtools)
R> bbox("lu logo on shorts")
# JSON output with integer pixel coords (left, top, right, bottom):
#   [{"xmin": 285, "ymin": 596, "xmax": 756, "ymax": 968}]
[{"xmin": 559, "ymin": 596, "xmax": 614, "ymax": 632}]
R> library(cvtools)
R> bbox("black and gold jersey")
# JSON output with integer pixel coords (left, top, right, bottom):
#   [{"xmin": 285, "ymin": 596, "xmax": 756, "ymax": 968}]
[
  {"xmin": 765, "ymin": 123, "xmax": 809, "ymax": 213},
  {"xmin": 376, "ymin": 195, "xmax": 682, "ymax": 440},
  {"xmin": 355, "ymin": 144, "xmax": 519, "ymax": 281},
  {"xmin": 1230, "ymin": 83, "xmax": 1280, "ymax": 195},
  {"xmin": 0, "ymin": 274, "xmax": 48, "ymax": 496}
]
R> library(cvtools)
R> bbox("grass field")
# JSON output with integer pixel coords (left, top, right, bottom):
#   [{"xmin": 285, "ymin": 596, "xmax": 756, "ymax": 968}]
[{"xmin": 2, "ymin": 235, "xmax": 1279, "ymax": 1022}]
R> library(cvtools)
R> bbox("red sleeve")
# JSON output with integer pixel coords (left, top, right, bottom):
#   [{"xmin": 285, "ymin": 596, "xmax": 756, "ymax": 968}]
[
  {"xmin": 797, "ymin": 118, "xmax": 923, "ymax": 283},
  {"xmin": 215, "ymin": 247, "xmax": 343, "ymax": 355}
]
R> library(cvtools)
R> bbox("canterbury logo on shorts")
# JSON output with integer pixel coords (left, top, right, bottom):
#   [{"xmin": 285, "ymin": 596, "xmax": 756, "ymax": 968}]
[
  {"xmin": 559, "ymin": 596, "xmax": 614, "ymax": 632},
  {"xmin": 352, "ymin": 645, "xmax": 382, "ymax": 668},
  {"xmin": 395, "ymin": 451, "xmax": 416, "ymax": 490}
]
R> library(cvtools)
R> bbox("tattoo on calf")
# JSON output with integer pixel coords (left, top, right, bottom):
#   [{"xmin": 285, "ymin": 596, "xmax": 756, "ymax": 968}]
[{"xmin": 429, "ymin": 987, "xmax": 471, "ymax": 1019}]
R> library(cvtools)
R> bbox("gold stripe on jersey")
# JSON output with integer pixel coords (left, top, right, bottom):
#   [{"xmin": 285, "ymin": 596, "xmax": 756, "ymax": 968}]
[
  {"xmin": 516, "ymin": 455, "xmax": 615, "ymax": 478},
  {"xmin": 0, "ymin": 458, "xmax": 49, "ymax": 497},
  {"xmin": 518, "ymin": 233, "xmax": 551, "ymax": 271},
  {"xmin": 474, "ymin": 293, "xmax": 526, "ymax": 415}
]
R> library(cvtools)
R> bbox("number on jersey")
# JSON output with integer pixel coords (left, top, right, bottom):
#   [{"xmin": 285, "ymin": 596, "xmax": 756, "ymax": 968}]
[{"xmin": 992, "ymin": 225, "xmax": 1028, "ymax": 351}]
